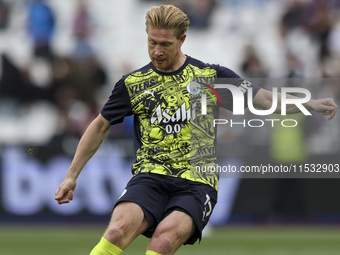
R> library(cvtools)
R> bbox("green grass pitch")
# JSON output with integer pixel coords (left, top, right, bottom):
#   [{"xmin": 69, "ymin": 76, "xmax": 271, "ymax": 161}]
[{"xmin": 1, "ymin": 226, "xmax": 340, "ymax": 255}]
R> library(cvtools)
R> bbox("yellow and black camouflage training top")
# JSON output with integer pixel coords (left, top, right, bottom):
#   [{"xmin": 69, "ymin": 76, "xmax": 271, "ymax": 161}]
[{"xmin": 101, "ymin": 56, "xmax": 260, "ymax": 190}]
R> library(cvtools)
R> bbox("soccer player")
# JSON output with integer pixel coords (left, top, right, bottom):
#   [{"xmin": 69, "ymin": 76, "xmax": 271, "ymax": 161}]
[{"xmin": 55, "ymin": 4, "xmax": 338, "ymax": 255}]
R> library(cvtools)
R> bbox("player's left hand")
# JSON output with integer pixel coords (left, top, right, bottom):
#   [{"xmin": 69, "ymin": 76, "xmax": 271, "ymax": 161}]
[{"xmin": 308, "ymin": 98, "xmax": 338, "ymax": 121}]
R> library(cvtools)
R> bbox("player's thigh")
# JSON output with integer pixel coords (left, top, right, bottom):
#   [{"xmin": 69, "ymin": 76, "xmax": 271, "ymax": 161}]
[
  {"xmin": 152, "ymin": 210, "xmax": 195, "ymax": 244},
  {"xmin": 165, "ymin": 181, "xmax": 218, "ymax": 245}
]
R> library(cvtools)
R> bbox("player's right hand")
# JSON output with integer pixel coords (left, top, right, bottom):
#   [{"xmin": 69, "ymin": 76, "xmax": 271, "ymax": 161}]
[{"xmin": 55, "ymin": 178, "xmax": 77, "ymax": 204}]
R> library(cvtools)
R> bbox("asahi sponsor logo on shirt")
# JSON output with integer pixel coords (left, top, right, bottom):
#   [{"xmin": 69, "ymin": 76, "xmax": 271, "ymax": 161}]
[{"xmin": 151, "ymin": 102, "xmax": 196, "ymax": 125}]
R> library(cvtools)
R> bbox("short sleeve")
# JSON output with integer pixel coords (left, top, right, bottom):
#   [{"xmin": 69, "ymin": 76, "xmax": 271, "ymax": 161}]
[
  {"xmin": 215, "ymin": 66, "xmax": 261, "ymax": 111},
  {"xmin": 101, "ymin": 79, "xmax": 133, "ymax": 125}
]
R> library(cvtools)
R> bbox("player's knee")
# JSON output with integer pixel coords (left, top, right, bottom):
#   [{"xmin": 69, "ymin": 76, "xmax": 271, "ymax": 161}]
[
  {"xmin": 153, "ymin": 226, "xmax": 180, "ymax": 249},
  {"xmin": 104, "ymin": 223, "xmax": 127, "ymax": 243},
  {"xmin": 153, "ymin": 232, "xmax": 175, "ymax": 250}
]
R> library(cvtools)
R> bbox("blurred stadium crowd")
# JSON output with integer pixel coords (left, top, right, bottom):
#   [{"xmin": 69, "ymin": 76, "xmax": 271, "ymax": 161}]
[
  {"xmin": 0, "ymin": 0, "xmax": 339, "ymax": 146},
  {"xmin": 0, "ymin": 0, "xmax": 340, "ymax": 223},
  {"xmin": 0, "ymin": 0, "xmax": 339, "ymax": 150}
]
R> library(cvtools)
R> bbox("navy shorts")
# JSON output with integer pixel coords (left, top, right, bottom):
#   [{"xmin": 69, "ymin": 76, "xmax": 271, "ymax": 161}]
[{"xmin": 115, "ymin": 173, "xmax": 217, "ymax": 245}]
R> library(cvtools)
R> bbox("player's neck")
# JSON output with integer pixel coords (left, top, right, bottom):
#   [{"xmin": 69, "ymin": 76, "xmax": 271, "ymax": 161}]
[{"xmin": 171, "ymin": 52, "xmax": 186, "ymax": 72}]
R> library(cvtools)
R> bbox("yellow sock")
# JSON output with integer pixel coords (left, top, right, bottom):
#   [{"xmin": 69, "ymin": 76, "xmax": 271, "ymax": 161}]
[
  {"xmin": 90, "ymin": 237, "xmax": 123, "ymax": 255},
  {"xmin": 145, "ymin": 250, "xmax": 162, "ymax": 255}
]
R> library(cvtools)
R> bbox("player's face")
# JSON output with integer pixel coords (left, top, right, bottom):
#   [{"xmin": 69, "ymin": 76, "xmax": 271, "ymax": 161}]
[{"xmin": 147, "ymin": 28, "xmax": 186, "ymax": 72}]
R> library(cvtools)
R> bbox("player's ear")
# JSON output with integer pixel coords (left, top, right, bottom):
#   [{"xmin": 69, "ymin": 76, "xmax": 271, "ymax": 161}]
[{"xmin": 179, "ymin": 34, "xmax": 186, "ymax": 46}]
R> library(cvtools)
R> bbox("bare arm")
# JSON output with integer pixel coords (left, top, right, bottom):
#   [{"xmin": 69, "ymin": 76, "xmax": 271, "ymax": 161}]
[
  {"xmin": 253, "ymin": 88, "xmax": 338, "ymax": 120},
  {"xmin": 55, "ymin": 114, "xmax": 111, "ymax": 204}
]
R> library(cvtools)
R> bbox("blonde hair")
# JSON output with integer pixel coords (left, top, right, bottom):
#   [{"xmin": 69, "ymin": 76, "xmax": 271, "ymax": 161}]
[{"xmin": 145, "ymin": 5, "xmax": 190, "ymax": 39}]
